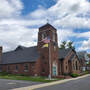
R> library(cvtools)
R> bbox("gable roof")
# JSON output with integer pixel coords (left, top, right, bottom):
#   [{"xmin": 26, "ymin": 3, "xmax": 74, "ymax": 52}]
[
  {"xmin": 77, "ymin": 52, "xmax": 85, "ymax": 60},
  {"xmin": 58, "ymin": 48, "xmax": 72, "ymax": 59},
  {"xmin": 2, "ymin": 46, "xmax": 40, "ymax": 64}
]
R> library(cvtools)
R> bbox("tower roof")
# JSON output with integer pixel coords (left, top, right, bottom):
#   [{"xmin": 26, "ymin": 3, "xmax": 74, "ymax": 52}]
[{"xmin": 39, "ymin": 23, "xmax": 57, "ymax": 30}]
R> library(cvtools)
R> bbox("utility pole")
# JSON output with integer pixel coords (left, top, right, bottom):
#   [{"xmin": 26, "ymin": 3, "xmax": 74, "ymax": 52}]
[{"xmin": 49, "ymin": 42, "xmax": 52, "ymax": 80}]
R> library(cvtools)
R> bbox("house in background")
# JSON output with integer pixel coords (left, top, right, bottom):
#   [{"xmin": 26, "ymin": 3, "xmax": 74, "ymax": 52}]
[
  {"xmin": 86, "ymin": 64, "xmax": 90, "ymax": 72},
  {"xmin": 0, "ymin": 23, "xmax": 81, "ymax": 77}
]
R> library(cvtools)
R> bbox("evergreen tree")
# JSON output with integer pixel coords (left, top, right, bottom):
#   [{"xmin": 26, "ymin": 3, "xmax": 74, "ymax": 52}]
[
  {"xmin": 60, "ymin": 41, "xmax": 66, "ymax": 49},
  {"xmin": 67, "ymin": 41, "xmax": 75, "ymax": 49}
]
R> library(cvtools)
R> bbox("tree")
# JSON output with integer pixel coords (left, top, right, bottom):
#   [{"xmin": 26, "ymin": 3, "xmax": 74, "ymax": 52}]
[
  {"xmin": 67, "ymin": 41, "xmax": 75, "ymax": 49},
  {"xmin": 60, "ymin": 41, "xmax": 66, "ymax": 49},
  {"xmin": 60, "ymin": 41, "xmax": 75, "ymax": 49}
]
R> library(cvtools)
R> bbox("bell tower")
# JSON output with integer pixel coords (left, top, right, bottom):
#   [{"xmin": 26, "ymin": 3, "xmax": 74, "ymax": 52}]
[{"xmin": 38, "ymin": 23, "xmax": 59, "ymax": 77}]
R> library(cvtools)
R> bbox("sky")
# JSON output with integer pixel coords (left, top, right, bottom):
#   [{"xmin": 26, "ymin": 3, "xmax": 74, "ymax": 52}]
[{"xmin": 0, "ymin": 0, "xmax": 90, "ymax": 53}]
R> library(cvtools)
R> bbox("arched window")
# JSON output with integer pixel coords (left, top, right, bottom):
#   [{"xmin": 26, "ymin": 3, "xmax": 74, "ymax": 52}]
[
  {"xmin": 76, "ymin": 61, "xmax": 78, "ymax": 70},
  {"xmin": 53, "ymin": 32, "xmax": 55, "ymax": 42},
  {"xmin": 73, "ymin": 64, "xmax": 75, "ymax": 70},
  {"xmin": 42, "ymin": 32, "xmax": 47, "ymax": 40},
  {"xmin": 66, "ymin": 66, "xmax": 67, "ymax": 70}
]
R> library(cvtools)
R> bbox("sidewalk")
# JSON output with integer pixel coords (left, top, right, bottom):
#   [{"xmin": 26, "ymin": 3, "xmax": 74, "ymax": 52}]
[{"xmin": 12, "ymin": 74, "xmax": 90, "ymax": 90}]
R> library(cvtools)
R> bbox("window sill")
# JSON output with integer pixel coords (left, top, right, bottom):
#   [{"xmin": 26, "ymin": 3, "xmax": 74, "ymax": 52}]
[
  {"xmin": 24, "ymin": 70, "xmax": 28, "ymax": 72},
  {"xmin": 15, "ymin": 70, "xmax": 18, "ymax": 72}
]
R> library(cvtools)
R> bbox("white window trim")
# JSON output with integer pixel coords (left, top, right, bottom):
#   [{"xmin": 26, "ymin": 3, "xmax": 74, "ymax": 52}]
[{"xmin": 24, "ymin": 64, "xmax": 29, "ymax": 72}]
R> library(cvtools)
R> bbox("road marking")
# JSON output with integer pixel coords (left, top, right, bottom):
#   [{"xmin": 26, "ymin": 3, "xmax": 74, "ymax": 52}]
[{"xmin": 8, "ymin": 82, "xmax": 16, "ymax": 85}]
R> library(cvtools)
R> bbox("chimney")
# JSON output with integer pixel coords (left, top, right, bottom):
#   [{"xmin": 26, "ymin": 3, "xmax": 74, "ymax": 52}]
[{"xmin": 0, "ymin": 47, "xmax": 2, "ymax": 64}]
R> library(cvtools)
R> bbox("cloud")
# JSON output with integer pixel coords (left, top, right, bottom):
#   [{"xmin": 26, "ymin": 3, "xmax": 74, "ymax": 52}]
[
  {"xmin": 0, "ymin": 0, "xmax": 23, "ymax": 18},
  {"xmin": 29, "ymin": 0, "xmax": 90, "ymax": 29},
  {"xmin": 75, "ymin": 31, "xmax": 90, "ymax": 38},
  {"xmin": 78, "ymin": 38, "xmax": 90, "ymax": 51},
  {"xmin": 0, "ymin": 0, "xmax": 90, "ymax": 52},
  {"xmin": 0, "ymin": 0, "xmax": 39, "ymax": 52},
  {"xmin": 0, "ymin": 24, "xmax": 38, "ymax": 52},
  {"xmin": 54, "ymin": 16, "xmax": 90, "ymax": 28},
  {"xmin": 29, "ymin": 7, "xmax": 47, "ymax": 19},
  {"xmin": 28, "ymin": 0, "xmax": 90, "ymax": 52},
  {"xmin": 0, "ymin": 18, "xmax": 46, "ymax": 26},
  {"xmin": 57, "ymin": 29, "xmax": 74, "ymax": 45}
]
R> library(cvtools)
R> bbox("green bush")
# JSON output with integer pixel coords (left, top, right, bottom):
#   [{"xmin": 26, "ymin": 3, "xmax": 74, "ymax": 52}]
[
  {"xmin": 0, "ymin": 72, "xmax": 9, "ymax": 76},
  {"xmin": 70, "ymin": 73, "xmax": 79, "ymax": 78},
  {"xmin": 63, "ymin": 73, "xmax": 69, "ymax": 76},
  {"xmin": 85, "ymin": 71, "xmax": 89, "ymax": 74}
]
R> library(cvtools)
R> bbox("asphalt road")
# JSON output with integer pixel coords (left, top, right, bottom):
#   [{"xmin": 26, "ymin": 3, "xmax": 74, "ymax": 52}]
[
  {"xmin": 36, "ymin": 76, "xmax": 90, "ymax": 90},
  {"xmin": 0, "ymin": 79, "xmax": 42, "ymax": 90}
]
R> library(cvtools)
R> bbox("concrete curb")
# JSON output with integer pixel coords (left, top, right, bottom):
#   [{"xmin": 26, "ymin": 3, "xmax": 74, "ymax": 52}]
[{"xmin": 12, "ymin": 74, "xmax": 90, "ymax": 90}]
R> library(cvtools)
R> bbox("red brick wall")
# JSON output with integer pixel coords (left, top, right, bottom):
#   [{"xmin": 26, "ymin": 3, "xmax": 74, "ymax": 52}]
[
  {"xmin": 2, "ymin": 62, "xmax": 36, "ymax": 76},
  {"xmin": 63, "ymin": 51, "xmax": 73, "ymax": 74},
  {"xmin": 34, "ymin": 58, "xmax": 44, "ymax": 76},
  {"xmin": 71, "ymin": 56, "xmax": 81, "ymax": 74},
  {"xmin": 2, "ymin": 57, "xmax": 49, "ymax": 76}
]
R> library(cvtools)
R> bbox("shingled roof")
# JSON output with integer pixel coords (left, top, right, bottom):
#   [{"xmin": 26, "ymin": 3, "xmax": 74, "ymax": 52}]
[
  {"xmin": 2, "ymin": 46, "xmax": 40, "ymax": 64},
  {"xmin": 58, "ymin": 48, "xmax": 72, "ymax": 59},
  {"xmin": 2, "ymin": 46, "xmax": 77, "ymax": 64}
]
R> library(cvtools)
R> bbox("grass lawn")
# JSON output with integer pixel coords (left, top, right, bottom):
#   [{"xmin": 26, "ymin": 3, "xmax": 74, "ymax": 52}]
[{"xmin": 0, "ymin": 72, "xmax": 63, "ymax": 83}]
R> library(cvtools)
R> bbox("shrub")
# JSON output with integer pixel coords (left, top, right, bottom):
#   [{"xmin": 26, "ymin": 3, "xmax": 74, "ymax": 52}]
[
  {"xmin": 63, "ymin": 73, "xmax": 69, "ymax": 76},
  {"xmin": 0, "ymin": 72, "xmax": 9, "ymax": 76},
  {"xmin": 85, "ymin": 71, "xmax": 89, "ymax": 74},
  {"xmin": 70, "ymin": 73, "xmax": 79, "ymax": 78}
]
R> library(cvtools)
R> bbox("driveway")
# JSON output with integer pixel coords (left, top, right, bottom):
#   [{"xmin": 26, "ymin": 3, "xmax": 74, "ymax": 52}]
[
  {"xmin": 0, "ymin": 79, "xmax": 42, "ymax": 90},
  {"xmin": 35, "ymin": 75, "xmax": 90, "ymax": 90}
]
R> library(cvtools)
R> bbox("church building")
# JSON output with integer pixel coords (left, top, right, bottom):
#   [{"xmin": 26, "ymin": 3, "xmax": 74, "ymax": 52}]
[{"xmin": 0, "ymin": 23, "xmax": 81, "ymax": 77}]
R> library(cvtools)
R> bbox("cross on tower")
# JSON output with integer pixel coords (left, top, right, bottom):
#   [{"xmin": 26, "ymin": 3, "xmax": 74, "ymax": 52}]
[{"xmin": 47, "ymin": 19, "xmax": 49, "ymax": 23}]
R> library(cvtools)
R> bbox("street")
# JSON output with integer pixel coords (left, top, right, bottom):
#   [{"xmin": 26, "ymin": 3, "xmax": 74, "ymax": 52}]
[
  {"xmin": 35, "ymin": 76, "xmax": 90, "ymax": 90},
  {"xmin": 0, "ymin": 79, "xmax": 42, "ymax": 90}
]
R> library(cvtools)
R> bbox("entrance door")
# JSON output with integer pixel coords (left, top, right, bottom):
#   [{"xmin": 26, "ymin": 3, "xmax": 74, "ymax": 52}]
[{"xmin": 53, "ymin": 64, "xmax": 56, "ymax": 76}]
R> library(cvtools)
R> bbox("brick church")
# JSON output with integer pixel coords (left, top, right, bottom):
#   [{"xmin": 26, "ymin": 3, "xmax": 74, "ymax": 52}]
[{"xmin": 0, "ymin": 23, "xmax": 81, "ymax": 77}]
